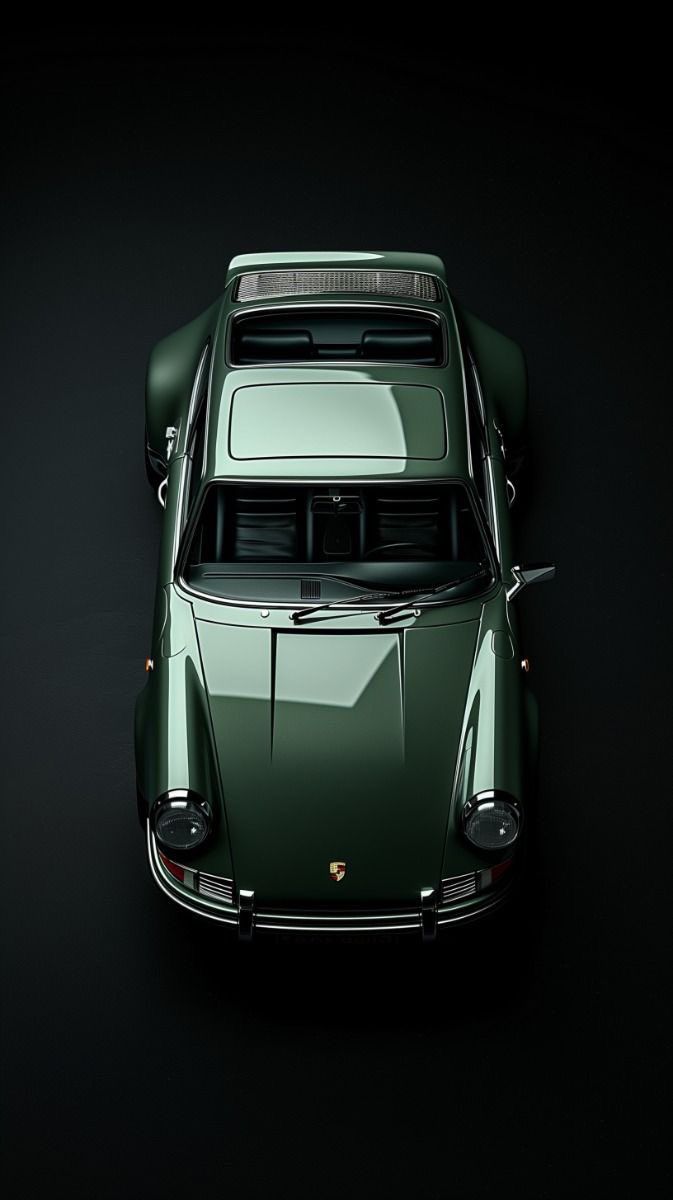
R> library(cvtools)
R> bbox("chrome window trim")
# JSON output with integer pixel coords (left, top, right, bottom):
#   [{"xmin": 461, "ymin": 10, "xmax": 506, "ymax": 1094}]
[
  {"xmin": 485, "ymin": 455, "xmax": 501, "ymax": 563},
  {"xmin": 170, "ymin": 455, "xmax": 190, "ymax": 574},
  {"xmin": 185, "ymin": 342, "xmax": 211, "ymax": 448},
  {"xmin": 183, "ymin": 340, "xmax": 215, "ymax": 530},
  {"xmin": 452, "ymin": 319, "xmax": 477, "ymax": 487},
  {"xmin": 225, "ymin": 301, "xmax": 447, "ymax": 369},
  {"xmin": 446, "ymin": 289, "xmax": 501, "ymax": 566},
  {"xmin": 467, "ymin": 349, "xmax": 487, "ymax": 425}
]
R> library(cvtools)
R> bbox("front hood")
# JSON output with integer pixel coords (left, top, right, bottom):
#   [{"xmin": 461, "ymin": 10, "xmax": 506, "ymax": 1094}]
[{"xmin": 196, "ymin": 620, "xmax": 479, "ymax": 903}]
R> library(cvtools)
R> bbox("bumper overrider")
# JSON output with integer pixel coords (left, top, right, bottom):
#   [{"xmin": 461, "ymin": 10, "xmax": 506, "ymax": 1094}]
[{"xmin": 147, "ymin": 826, "xmax": 515, "ymax": 941}]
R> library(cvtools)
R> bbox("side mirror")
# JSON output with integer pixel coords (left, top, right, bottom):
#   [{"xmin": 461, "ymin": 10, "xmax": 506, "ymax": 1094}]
[{"xmin": 506, "ymin": 562, "xmax": 556, "ymax": 601}]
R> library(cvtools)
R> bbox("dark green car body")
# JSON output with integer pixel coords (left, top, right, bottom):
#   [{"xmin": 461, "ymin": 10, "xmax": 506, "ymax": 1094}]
[{"xmin": 135, "ymin": 251, "xmax": 553, "ymax": 939}]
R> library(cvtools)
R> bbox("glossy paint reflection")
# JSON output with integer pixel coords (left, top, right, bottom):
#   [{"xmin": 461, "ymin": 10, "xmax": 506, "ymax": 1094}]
[
  {"xmin": 194, "ymin": 618, "xmax": 482, "ymax": 901},
  {"xmin": 228, "ymin": 382, "xmax": 446, "ymax": 460}
]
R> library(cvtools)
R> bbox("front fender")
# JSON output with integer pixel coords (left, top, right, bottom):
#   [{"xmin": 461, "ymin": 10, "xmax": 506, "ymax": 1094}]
[
  {"xmin": 134, "ymin": 590, "xmax": 234, "ymax": 877},
  {"xmin": 442, "ymin": 592, "xmax": 525, "ymax": 873}
]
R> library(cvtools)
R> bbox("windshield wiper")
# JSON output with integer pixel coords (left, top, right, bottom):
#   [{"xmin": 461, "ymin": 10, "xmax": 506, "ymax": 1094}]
[
  {"xmin": 375, "ymin": 565, "xmax": 491, "ymax": 625},
  {"xmin": 290, "ymin": 587, "xmax": 410, "ymax": 624},
  {"xmin": 290, "ymin": 565, "xmax": 490, "ymax": 625}
]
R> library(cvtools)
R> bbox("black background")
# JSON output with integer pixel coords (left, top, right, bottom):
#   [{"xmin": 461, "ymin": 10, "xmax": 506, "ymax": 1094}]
[{"xmin": 1, "ymin": 36, "xmax": 671, "ymax": 1199}]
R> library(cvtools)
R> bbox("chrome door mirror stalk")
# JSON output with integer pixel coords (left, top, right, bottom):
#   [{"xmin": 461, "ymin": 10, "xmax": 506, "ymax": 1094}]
[
  {"xmin": 165, "ymin": 425, "xmax": 178, "ymax": 460},
  {"xmin": 506, "ymin": 562, "xmax": 556, "ymax": 601},
  {"xmin": 493, "ymin": 417, "xmax": 506, "ymax": 459},
  {"xmin": 157, "ymin": 478, "xmax": 168, "ymax": 509}
]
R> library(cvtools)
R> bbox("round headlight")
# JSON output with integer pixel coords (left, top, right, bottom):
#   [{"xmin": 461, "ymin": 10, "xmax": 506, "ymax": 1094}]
[
  {"xmin": 463, "ymin": 793, "xmax": 520, "ymax": 851},
  {"xmin": 153, "ymin": 793, "xmax": 212, "ymax": 854}
]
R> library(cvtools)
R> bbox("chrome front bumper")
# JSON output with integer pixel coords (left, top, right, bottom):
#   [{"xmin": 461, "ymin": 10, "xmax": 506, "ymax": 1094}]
[{"xmin": 147, "ymin": 827, "xmax": 513, "ymax": 940}]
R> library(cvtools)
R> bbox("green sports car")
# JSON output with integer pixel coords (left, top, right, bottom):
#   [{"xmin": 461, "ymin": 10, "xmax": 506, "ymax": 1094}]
[{"xmin": 135, "ymin": 250, "xmax": 555, "ymax": 940}]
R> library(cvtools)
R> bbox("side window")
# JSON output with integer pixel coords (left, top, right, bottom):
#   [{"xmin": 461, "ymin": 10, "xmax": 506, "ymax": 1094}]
[
  {"xmin": 187, "ymin": 345, "xmax": 211, "ymax": 515},
  {"xmin": 464, "ymin": 356, "xmax": 489, "ymax": 514},
  {"xmin": 187, "ymin": 407, "xmax": 207, "ymax": 513}
]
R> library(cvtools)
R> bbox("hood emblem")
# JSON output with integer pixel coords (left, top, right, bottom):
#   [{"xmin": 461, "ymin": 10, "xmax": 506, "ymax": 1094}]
[{"xmin": 329, "ymin": 861, "xmax": 346, "ymax": 882}]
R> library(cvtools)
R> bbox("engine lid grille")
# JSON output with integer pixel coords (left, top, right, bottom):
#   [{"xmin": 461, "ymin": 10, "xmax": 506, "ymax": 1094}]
[{"xmin": 235, "ymin": 269, "xmax": 440, "ymax": 303}]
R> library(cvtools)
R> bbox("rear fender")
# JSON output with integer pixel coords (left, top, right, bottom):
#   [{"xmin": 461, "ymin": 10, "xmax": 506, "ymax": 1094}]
[
  {"xmin": 145, "ymin": 299, "xmax": 221, "ymax": 465},
  {"xmin": 453, "ymin": 303, "xmax": 528, "ymax": 456}
]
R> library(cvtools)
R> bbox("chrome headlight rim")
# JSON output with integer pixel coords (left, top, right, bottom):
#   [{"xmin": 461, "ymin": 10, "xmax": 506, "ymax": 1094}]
[
  {"xmin": 151, "ymin": 789, "xmax": 213, "ymax": 858},
  {"xmin": 462, "ymin": 790, "xmax": 522, "ymax": 854}
]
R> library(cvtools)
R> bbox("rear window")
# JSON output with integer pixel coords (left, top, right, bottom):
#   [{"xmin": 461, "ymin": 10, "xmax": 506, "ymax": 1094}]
[{"xmin": 229, "ymin": 308, "xmax": 444, "ymax": 366}]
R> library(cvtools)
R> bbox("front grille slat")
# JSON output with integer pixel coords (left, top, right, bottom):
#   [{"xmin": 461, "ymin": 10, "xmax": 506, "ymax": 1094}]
[
  {"xmin": 235, "ymin": 269, "xmax": 440, "ymax": 303},
  {"xmin": 197, "ymin": 872, "xmax": 235, "ymax": 905},
  {"xmin": 193, "ymin": 869, "xmax": 479, "ymax": 912},
  {"xmin": 440, "ymin": 872, "xmax": 478, "ymax": 904}
]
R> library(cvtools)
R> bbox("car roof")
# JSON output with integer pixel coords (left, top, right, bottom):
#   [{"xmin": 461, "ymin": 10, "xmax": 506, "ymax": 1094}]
[{"xmin": 203, "ymin": 253, "xmax": 470, "ymax": 484}]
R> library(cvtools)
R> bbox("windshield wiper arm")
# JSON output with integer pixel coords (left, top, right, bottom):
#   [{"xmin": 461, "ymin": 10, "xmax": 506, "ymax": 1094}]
[
  {"xmin": 375, "ymin": 566, "xmax": 491, "ymax": 625},
  {"xmin": 290, "ymin": 566, "xmax": 490, "ymax": 625},
  {"xmin": 290, "ymin": 587, "xmax": 408, "ymax": 624}
]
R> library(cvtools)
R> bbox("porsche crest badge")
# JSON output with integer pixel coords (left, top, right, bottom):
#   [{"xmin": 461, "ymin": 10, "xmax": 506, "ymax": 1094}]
[{"xmin": 329, "ymin": 861, "xmax": 346, "ymax": 882}]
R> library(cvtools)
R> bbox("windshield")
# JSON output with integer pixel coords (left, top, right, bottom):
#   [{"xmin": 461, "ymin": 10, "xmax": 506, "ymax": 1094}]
[{"xmin": 181, "ymin": 481, "xmax": 494, "ymax": 606}]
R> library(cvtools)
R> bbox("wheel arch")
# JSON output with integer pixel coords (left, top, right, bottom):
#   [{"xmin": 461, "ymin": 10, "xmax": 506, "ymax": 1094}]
[
  {"xmin": 145, "ymin": 298, "xmax": 221, "ymax": 464},
  {"xmin": 453, "ymin": 302, "xmax": 528, "ymax": 454}
]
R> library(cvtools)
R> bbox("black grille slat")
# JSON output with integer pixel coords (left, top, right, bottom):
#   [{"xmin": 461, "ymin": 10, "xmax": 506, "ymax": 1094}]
[
  {"xmin": 235, "ymin": 269, "xmax": 440, "ymax": 303},
  {"xmin": 300, "ymin": 580, "xmax": 321, "ymax": 600}
]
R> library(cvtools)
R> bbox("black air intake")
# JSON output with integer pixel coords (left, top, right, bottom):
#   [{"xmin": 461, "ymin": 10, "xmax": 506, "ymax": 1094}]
[{"xmin": 300, "ymin": 580, "xmax": 321, "ymax": 600}]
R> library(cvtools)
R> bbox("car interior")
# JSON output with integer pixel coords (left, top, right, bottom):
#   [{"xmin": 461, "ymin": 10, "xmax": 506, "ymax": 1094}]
[
  {"xmin": 229, "ymin": 308, "xmax": 444, "ymax": 365},
  {"xmin": 183, "ymin": 482, "xmax": 491, "ymax": 603}
]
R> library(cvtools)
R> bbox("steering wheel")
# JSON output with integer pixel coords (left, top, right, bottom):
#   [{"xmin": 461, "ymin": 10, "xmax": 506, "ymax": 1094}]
[{"xmin": 363, "ymin": 542, "xmax": 420, "ymax": 559}]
